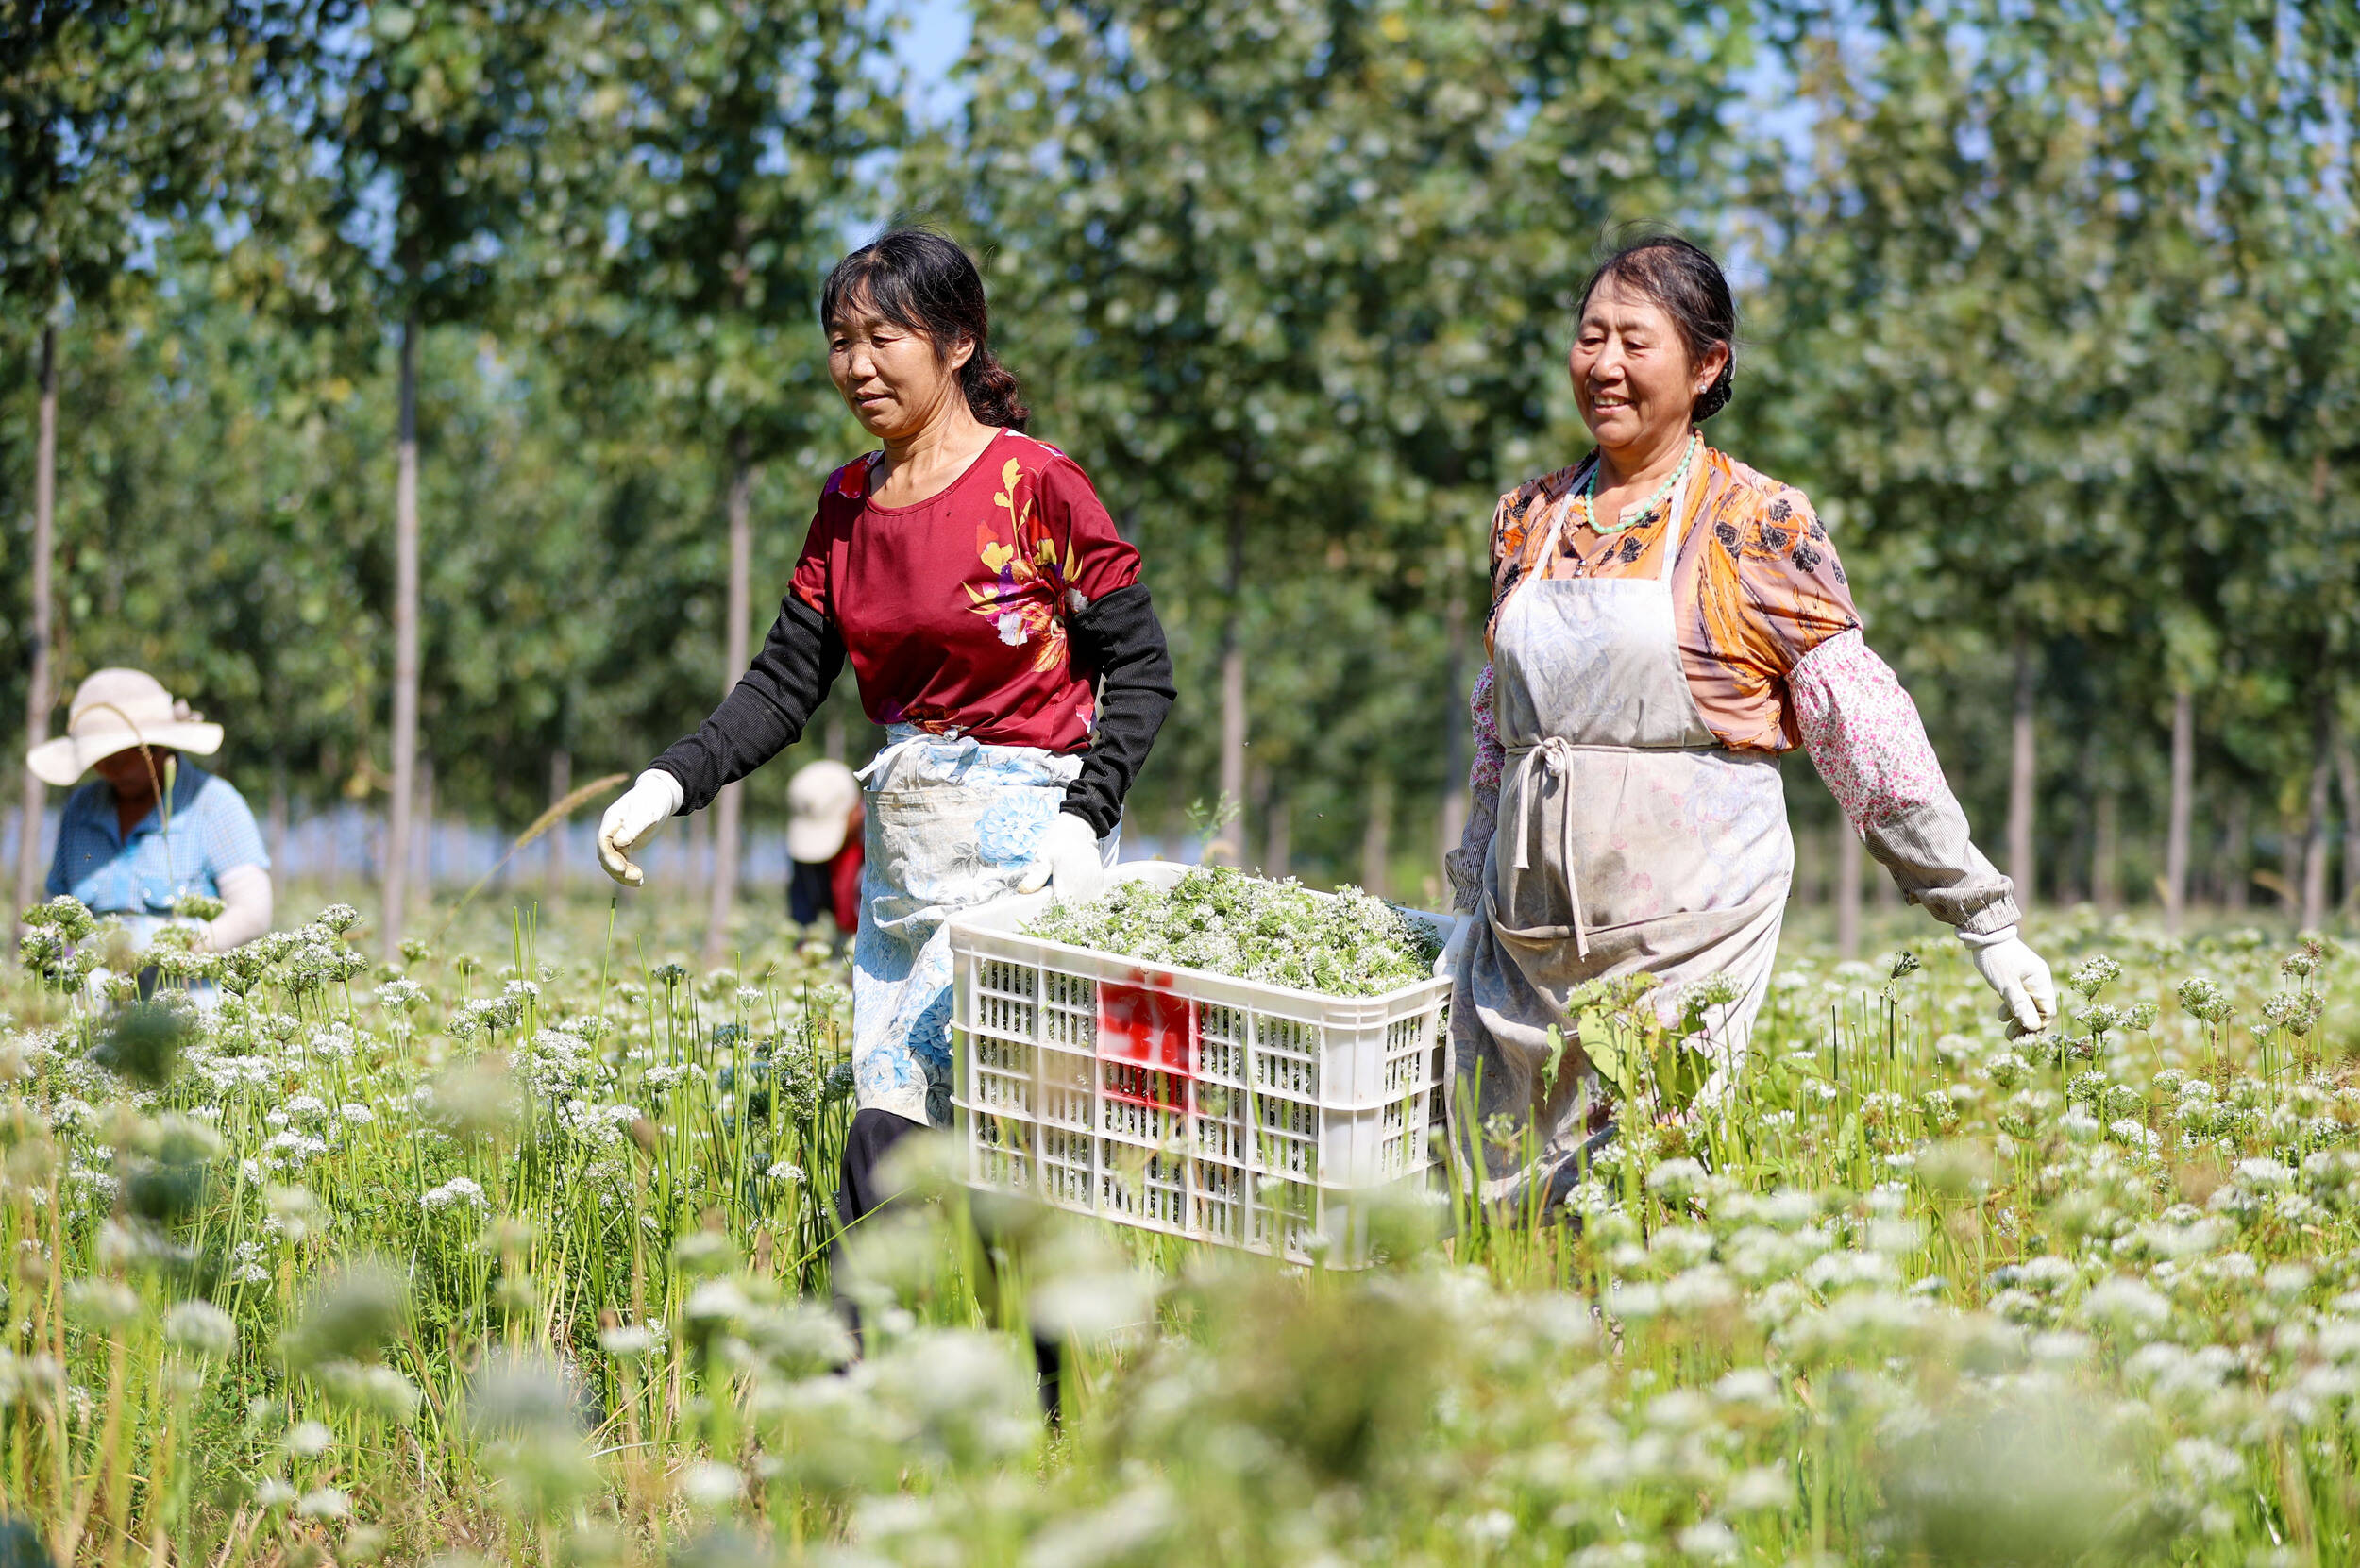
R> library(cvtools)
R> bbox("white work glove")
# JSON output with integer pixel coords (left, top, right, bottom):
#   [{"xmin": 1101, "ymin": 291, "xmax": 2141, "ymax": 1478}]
[
  {"xmin": 1017, "ymin": 812, "xmax": 1105, "ymax": 904},
  {"xmin": 1962, "ymin": 925, "xmax": 2057, "ymax": 1037},
  {"xmin": 597, "ymin": 769, "xmax": 685, "ymax": 887},
  {"xmin": 1433, "ymin": 914, "xmax": 1474, "ymax": 979}
]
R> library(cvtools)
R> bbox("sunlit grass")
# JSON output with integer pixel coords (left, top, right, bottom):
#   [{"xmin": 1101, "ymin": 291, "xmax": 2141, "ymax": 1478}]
[{"xmin": 4, "ymin": 891, "xmax": 2356, "ymax": 1564}]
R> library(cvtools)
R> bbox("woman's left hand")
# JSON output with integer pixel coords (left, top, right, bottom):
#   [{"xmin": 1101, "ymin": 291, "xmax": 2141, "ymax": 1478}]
[
  {"xmin": 1963, "ymin": 926, "xmax": 2058, "ymax": 1037},
  {"xmin": 1018, "ymin": 813, "xmax": 1105, "ymax": 904}
]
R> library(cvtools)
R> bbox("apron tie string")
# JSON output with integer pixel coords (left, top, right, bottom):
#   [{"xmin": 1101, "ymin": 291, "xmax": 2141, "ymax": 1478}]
[{"xmin": 1506, "ymin": 736, "xmax": 1589, "ymax": 960}]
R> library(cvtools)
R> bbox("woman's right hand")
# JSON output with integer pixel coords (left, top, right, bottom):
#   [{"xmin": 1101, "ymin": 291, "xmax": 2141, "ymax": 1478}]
[{"xmin": 597, "ymin": 770, "xmax": 685, "ymax": 886}]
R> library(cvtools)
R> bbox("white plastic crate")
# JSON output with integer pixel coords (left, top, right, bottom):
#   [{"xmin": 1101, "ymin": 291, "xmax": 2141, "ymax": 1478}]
[{"xmin": 947, "ymin": 861, "xmax": 1451, "ymax": 1266}]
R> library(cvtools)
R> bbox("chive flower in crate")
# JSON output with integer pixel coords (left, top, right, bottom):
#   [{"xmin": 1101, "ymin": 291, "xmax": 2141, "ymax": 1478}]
[
  {"xmin": 955, "ymin": 862, "xmax": 1452, "ymax": 1264},
  {"xmin": 1022, "ymin": 866, "xmax": 1442, "ymax": 998}
]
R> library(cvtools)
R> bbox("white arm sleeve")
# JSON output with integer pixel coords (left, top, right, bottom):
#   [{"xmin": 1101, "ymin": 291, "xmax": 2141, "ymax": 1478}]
[{"xmin": 202, "ymin": 863, "xmax": 275, "ymax": 953}]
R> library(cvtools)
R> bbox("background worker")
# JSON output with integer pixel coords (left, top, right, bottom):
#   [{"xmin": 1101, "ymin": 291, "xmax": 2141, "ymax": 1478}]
[
  {"xmin": 595, "ymin": 229, "xmax": 1176, "ymax": 1387},
  {"xmin": 33, "ymin": 668, "xmax": 274, "ymax": 974},
  {"xmin": 1439, "ymin": 236, "xmax": 2055, "ymax": 1208},
  {"xmin": 785, "ymin": 758, "xmax": 864, "ymax": 939}
]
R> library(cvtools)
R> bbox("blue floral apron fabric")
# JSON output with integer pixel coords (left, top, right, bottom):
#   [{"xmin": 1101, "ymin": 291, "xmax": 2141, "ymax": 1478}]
[{"xmin": 851, "ymin": 726, "xmax": 1119, "ymax": 1125}]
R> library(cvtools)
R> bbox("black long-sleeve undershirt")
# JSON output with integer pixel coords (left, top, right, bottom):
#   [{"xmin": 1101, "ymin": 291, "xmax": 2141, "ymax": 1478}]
[
  {"xmin": 649, "ymin": 584, "xmax": 1174, "ymax": 837},
  {"xmin": 652, "ymin": 595, "xmax": 846, "ymax": 814},
  {"xmin": 1060, "ymin": 583, "xmax": 1177, "ymax": 835}
]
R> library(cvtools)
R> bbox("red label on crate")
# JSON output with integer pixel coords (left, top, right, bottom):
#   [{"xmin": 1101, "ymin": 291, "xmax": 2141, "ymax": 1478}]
[
  {"xmin": 1099, "ymin": 976, "xmax": 1194, "ymax": 1072},
  {"xmin": 1100, "ymin": 976, "xmax": 1195, "ymax": 1115}
]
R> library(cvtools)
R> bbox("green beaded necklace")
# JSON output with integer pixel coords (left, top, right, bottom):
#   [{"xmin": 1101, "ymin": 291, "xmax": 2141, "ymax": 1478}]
[{"xmin": 1574, "ymin": 430, "xmax": 1700, "ymax": 536}]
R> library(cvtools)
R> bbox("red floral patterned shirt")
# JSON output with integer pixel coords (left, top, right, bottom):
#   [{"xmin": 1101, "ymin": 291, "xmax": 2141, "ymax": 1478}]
[
  {"xmin": 1447, "ymin": 444, "xmax": 2015, "ymax": 933},
  {"xmin": 788, "ymin": 429, "xmax": 1140, "ymax": 752},
  {"xmin": 1485, "ymin": 446, "xmax": 1862, "ymax": 751}
]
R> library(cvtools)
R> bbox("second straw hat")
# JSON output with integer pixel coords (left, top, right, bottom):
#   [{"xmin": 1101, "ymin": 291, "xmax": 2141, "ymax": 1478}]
[
  {"xmin": 786, "ymin": 760, "xmax": 860, "ymax": 862},
  {"xmin": 27, "ymin": 668, "xmax": 224, "ymax": 788}
]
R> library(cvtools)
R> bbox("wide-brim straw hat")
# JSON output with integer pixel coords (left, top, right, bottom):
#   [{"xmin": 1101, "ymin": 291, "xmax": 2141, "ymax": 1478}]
[
  {"xmin": 786, "ymin": 759, "xmax": 861, "ymax": 861},
  {"xmin": 27, "ymin": 668, "xmax": 224, "ymax": 787}
]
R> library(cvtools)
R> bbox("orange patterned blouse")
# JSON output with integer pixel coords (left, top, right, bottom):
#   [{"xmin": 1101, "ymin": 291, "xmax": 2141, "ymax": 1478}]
[{"xmin": 1484, "ymin": 444, "xmax": 1861, "ymax": 752}]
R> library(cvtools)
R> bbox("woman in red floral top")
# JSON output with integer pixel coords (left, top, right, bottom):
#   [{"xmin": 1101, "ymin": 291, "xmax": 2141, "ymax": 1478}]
[
  {"xmin": 596, "ymin": 232, "xmax": 1174, "ymax": 1372},
  {"xmin": 787, "ymin": 421, "xmax": 1140, "ymax": 757}
]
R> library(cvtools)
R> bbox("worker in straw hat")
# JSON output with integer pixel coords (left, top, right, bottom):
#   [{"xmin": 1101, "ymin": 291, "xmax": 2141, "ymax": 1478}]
[
  {"xmin": 785, "ymin": 758, "xmax": 863, "ymax": 937},
  {"xmin": 29, "ymin": 667, "xmax": 273, "ymax": 957}
]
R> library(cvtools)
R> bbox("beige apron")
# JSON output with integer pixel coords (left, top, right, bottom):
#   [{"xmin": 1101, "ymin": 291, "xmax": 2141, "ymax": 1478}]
[{"xmin": 1451, "ymin": 461, "xmax": 1792, "ymax": 1198}]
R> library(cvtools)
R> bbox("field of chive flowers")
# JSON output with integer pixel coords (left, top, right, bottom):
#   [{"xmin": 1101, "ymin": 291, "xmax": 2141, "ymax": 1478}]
[{"xmin": 5, "ymin": 889, "xmax": 2360, "ymax": 1567}]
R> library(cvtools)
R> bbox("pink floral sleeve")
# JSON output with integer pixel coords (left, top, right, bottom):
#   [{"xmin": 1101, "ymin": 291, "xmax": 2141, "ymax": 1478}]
[
  {"xmin": 1445, "ymin": 664, "xmax": 1505, "ymax": 913},
  {"xmin": 1468, "ymin": 663, "xmax": 1504, "ymax": 795},
  {"xmin": 1790, "ymin": 630, "xmax": 2019, "ymax": 934}
]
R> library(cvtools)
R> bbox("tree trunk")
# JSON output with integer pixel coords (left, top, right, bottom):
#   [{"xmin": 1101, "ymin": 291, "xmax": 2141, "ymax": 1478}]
[
  {"xmin": 2338, "ymin": 741, "xmax": 2359, "ymax": 916},
  {"xmin": 2093, "ymin": 785, "xmax": 2120, "ymax": 912},
  {"xmin": 688, "ymin": 807, "xmax": 712, "ymax": 893},
  {"xmin": 1263, "ymin": 795, "xmax": 1290, "ymax": 879},
  {"xmin": 12, "ymin": 325, "xmax": 58, "ymax": 941},
  {"xmin": 703, "ymin": 443, "xmax": 754, "ymax": 970},
  {"xmin": 414, "ymin": 755, "xmax": 435, "ymax": 897},
  {"xmin": 545, "ymin": 749, "xmax": 571, "ymax": 899},
  {"xmin": 1360, "ymin": 772, "xmax": 1392, "ymax": 899},
  {"xmin": 2302, "ymin": 686, "xmax": 2335, "ymax": 932},
  {"xmin": 1790, "ymin": 811, "xmax": 1818, "ymax": 908},
  {"xmin": 824, "ymin": 710, "xmax": 846, "ymax": 763},
  {"xmin": 383, "ymin": 313, "xmax": 421, "ymax": 957},
  {"xmin": 2006, "ymin": 634, "xmax": 2036, "ymax": 910},
  {"xmin": 1438, "ymin": 589, "xmax": 1469, "ymax": 889},
  {"xmin": 1248, "ymin": 764, "xmax": 1271, "ymax": 868},
  {"xmin": 1835, "ymin": 823, "xmax": 1862, "ymax": 960},
  {"xmin": 1209, "ymin": 509, "xmax": 1248, "ymax": 866},
  {"xmin": 2222, "ymin": 791, "xmax": 2250, "ymax": 912},
  {"xmin": 2165, "ymin": 688, "xmax": 2193, "ymax": 932},
  {"xmin": 2278, "ymin": 812, "xmax": 2302, "ymax": 918}
]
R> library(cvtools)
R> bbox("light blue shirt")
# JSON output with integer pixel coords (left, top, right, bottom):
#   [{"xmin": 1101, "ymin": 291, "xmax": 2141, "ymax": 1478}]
[{"xmin": 46, "ymin": 762, "xmax": 270, "ymax": 917}]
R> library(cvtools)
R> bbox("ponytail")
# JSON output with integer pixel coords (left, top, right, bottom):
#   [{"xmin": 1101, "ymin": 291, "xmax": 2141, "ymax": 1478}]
[{"xmin": 960, "ymin": 348, "xmax": 1030, "ymax": 430}]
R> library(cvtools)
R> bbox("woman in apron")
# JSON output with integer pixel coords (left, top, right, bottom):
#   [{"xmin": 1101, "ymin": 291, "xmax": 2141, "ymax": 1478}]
[
  {"xmin": 597, "ymin": 227, "xmax": 1176, "ymax": 1254},
  {"xmin": 1437, "ymin": 236, "xmax": 2055, "ymax": 1206}
]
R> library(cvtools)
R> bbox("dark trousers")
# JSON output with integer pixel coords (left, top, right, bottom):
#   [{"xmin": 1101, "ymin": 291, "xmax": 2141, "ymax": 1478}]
[
  {"xmin": 832, "ymin": 1107, "xmax": 1064, "ymax": 1420},
  {"xmin": 787, "ymin": 859, "xmax": 833, "ymax": 926}
]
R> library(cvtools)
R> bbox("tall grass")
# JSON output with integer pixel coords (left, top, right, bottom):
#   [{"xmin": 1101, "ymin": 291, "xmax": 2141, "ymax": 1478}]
[{"xmin": 4, "ymin": 894, "xmax": 2356, "ymax": 1564}]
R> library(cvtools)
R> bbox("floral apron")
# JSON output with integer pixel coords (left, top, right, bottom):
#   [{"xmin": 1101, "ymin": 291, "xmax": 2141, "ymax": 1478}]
[
  {"xmin": 1451, "ymin": 464, "xmax": 1792, "ymax": 1198},
  {"xmin": 851, "ymin": 725, "xmax": 1119, "ymax": 1126}
]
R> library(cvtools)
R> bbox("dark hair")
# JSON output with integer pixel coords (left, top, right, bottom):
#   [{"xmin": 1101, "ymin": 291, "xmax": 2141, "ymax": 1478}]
[
  {"xmin": 819, "ymin": 228, "xmax": 1029, "ymax": 430},
  {"xmin": 1575, "ymin": 234, "xmax": 1736, "ymax": 421}
]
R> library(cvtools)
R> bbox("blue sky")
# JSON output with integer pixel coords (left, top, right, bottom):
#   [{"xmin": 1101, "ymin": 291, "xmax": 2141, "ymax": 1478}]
[
  {"xmin": 886, "ymin": 2, "xmax": 1813, "ymax": 170},
  {"xmin": 893, "ymin": 0, "xmax": 973, "ymax": 124}
]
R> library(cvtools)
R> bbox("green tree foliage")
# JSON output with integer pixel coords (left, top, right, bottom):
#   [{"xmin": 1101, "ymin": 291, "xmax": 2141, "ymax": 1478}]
[
  {"xmin": 0, "ymin": 2, "xmax": 290, "ymax": 316},
  {"xmin": 1, "ymin": 1, "xmax": 2354, "ymax": 917},
  {"xmin": 929, "ymin": 0, "xmax": 1749, "ymax": 878},
  {"xmin": 534, "ymin": 0, "xmax": 893, "ymax": 473},
  {"xmin": 526, "ymin": 1, "xmax": 895, "ymax": 953},
  {"xmin": 303, "ymin": 0, "xmax": 583, "ymax": 945},
  {"xmin": 2, "ymin": 2, "xmax": 312, "ymax": 924},
  {"xmin": 1747, "ymin": 0, "xmax": 2359, "ymax": 911}
]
